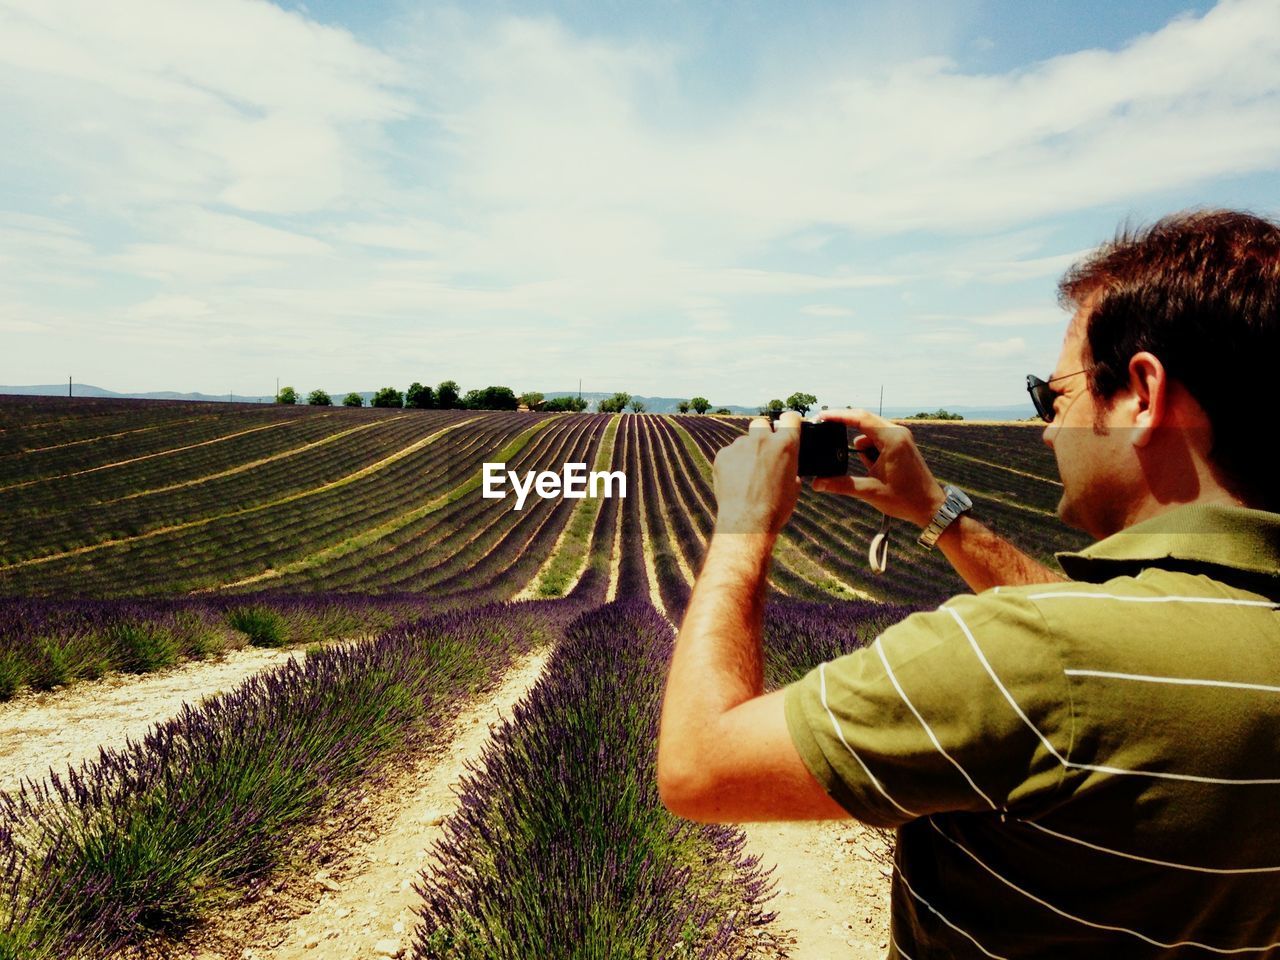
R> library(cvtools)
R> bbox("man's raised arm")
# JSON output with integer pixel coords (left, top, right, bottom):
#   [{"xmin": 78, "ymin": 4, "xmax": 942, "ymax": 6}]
[
  {"xmin": 656, "ymin": 412, "xmax": 848, "ymax": 823},
  {"xmin": 813, "ymin": 409, "xmax": 1064, "ymax": 592}
]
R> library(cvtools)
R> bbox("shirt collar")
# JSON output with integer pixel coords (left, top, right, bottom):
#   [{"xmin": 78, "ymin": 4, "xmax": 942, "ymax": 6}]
[{"xmin": 1056, "ymin": 503, "xmax": 1280, "ymax": 588}]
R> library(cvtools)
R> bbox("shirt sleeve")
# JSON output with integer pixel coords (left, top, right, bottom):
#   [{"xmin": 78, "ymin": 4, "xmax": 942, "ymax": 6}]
[{"xmin": 783, "ymin": 590, "xmax": 1073, "ymax": 828}]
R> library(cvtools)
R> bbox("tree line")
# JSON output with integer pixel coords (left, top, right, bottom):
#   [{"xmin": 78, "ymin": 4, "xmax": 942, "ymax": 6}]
[
  {"xmin": 275, "ymin": 383, "xmax": 825, "ymax": 416},
  {"xmin": 273, "ymin": 382, "xmax": 592, "ymax": 412}
]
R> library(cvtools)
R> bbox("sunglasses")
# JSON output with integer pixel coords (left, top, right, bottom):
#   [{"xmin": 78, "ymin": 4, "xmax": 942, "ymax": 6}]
[{"xmin": 1026, "ymin": 369, "xmax": 1089, "ymax": 423}]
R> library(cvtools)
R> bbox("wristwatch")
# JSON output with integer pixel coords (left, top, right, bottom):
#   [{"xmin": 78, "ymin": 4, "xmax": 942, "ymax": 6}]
[{"xmin": 917, "ymin": 484, "xmax": 972, "ymax": 549}]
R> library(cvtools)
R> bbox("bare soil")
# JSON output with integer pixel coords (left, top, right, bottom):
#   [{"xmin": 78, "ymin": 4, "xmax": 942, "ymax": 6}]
[
  {"xmin": 0, "ymin": 644, "xmax": 305, "ymax": 793},
  {"xmin": 175, "ymin": 648, "xmax": 553, "ymax": 960},
  {"xmin": 744, "ymin": 820, "xmax": 892, "ymax": 958}
]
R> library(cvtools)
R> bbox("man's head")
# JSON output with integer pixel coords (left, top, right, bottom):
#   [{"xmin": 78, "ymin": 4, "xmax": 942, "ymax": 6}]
[{"xmin": 1046, "ymin": 210, "xmax": 1279, "ymax": 534}]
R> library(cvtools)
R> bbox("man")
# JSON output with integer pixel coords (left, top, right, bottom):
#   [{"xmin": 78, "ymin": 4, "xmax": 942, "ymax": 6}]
[{"xmin": 657, "ymin": 210, "xmax": 1280, "ymax": 958}]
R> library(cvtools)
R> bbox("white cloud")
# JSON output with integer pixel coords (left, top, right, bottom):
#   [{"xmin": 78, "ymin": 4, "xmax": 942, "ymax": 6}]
[
  {"xmin": 1, "ymin": 0, "xmax": 1278, "ymax": 403},
  {"xmin": 801, "ymin": 304, "xmax": 856, "ymax": 318},
  {"xmin": 973, "ymin": 336, "xmax": 1028, "ymax": 359},
  {"xmin": 120, "ymin": 295, "xmax": 214, "ymax": 322},
  {"xmin": 969, "ymin": 306, "xmax": 1066, "ymax": 328},
  {"xmin": 911, "ymin": 330, "xmax": 970, "ymax": 345},
  {"xmin": 0, "ymin": 0, "xmax": 407, "ymax": 215}
]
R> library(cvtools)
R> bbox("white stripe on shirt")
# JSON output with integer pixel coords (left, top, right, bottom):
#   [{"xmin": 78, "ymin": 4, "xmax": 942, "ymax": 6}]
[
  {"xmin": 890, "ymin": 933, "xmax": 916, "ymax": 960},
  {"xmin": 896, "ymin": 864, "xmax": 1011, "ymax": 959},
  {"xmin": 1064, "ymin": 669, "xmax": 1280, "ymax": 695},
  {"xmin": 946, "ymin": 605, "xmax": 1280, "ymax": 786},
  {"xmin": 1017, "ymin": 819, "xmax": 1280, "ymax": 875},
  {"xmin": 874, "ymin": 636, "xmax": 998, "ymax": 810},
  {"xmin": 1025, "ymin": 591, "xmax": 1277, "ymax": 608},
  {"xmin": 928, "ymin": 819, "xmax": 1280, "ymax": 954},
  {"xmin": 819, "ymin": 662, "xmax": 921, "ymax": 820}
]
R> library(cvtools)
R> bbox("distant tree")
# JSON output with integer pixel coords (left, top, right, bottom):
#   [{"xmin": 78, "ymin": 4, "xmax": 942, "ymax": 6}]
[
  {"xmin": 405, "ymin": 382, "xmax": 435, "ymax": 409},
  {"xmin": 307, "ymin": 389, "xmax": 332, "ymax": 406},
  {"xmin": 597, "ymin": 392, "xmax": 632, "ymax": 413},
  {"xmin": 629, "ymin": 399, "xmax": 646, "ymax": 413},
  {"xmin": 462, "ymin": 386, "xmax": 519, "ymax": 410},
  {"xmin": 761, "ymin": 398, "xmax": 785, "ymax": 417},
  {"xmin": 677, "ymin": 400, "xmax": 691, "ymax": 414},
  {"xmin": 905, "ymin": 408, "xmax": 964, "ymax": 421},
  {"xmin": 342, "ymin": 392, "xmax": 364, "ymax": 407},
  {"xmin": 543, "ymin": 395, "xmax": 588, "ymax": 412},
  {"xmin": 276, "ymin": 385, "xmax": 298, "ymax": 405},
  {"xmin": 714, "ymin": 407, "xmax": 732, "ymax": 415},
  {"xmin": 436, "ymin": 380, "xmax": 461, "ymax": 409},
  {"xmin": 519, "ymin": 391, "xmax": 545, "ymax": 411},
  {"xmin": 786, "ymin": 392, "xmax": 818, "ymax": 416},
  {"xmin": 689, "ymin": 396, "xmax": 711, "ymax": 414},
  {"xmin": 371, "ymin": 386, "xmax": 404, "ymax": 408}
]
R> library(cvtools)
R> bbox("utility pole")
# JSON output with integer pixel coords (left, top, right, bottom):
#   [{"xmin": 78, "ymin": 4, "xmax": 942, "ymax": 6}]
[
  {"xmin": 68, "ymin": 376, "xmax": 72, "ymax": 398},
  {"xmin": 276, "ymin": 377, "xmax": 279, "ymax": 402}
]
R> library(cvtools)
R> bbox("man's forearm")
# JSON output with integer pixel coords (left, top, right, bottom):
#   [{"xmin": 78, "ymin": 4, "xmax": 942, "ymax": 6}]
[
  {"xmin": 935, "ymin": 513, "xmax": 1064, "ymax": 592},
  {"xmin": 658, "ymin": 533, "xmax": 774, "ymax": 774}
]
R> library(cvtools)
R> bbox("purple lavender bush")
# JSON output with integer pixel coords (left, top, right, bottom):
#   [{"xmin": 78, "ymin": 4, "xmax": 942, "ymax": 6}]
[
  {"xmin": 413, "ymin": 600, "xmax": 779, "ymax": 959},
  {"xmin": 0, "ymin": 603, "xmax": 553, "ymax": 958},
  {"xmin": 763, "ymin": 597, "xmax": 921, "ymax": 690},
  {"xmin": 0, "ymin": 593, "xmax": 443, "ymax": 702}
]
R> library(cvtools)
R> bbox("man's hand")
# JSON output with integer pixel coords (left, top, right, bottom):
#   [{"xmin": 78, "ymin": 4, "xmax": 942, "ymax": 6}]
[
  {"xmin": 811, "ymin": 408, "xmax": 945, "ymax": 529},
  {"xmin": 813, "ymin": 408, "xmax": 1064, "ymax": 591},
  {"xmin": 713, "ymin": 410, "xmax": 803, "ymax": 536}
]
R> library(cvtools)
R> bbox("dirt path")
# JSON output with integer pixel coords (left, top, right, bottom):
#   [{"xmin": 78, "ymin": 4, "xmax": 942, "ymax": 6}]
[
  {"xmin": 0, "ymin": 645, "xmax": 305, "ymax": 793},
  {"xmin": 743, "ymin": 820, "xmax": 892, "ymax": 958},
  {"xmin": 191, "ymin": 649, "xmax": 550, "ymax": 960}
]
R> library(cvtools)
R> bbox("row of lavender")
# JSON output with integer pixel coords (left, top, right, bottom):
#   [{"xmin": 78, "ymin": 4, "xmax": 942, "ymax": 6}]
[
  {"xmin": 1, "ymin": 412, "xmax": 450, "ymax": 559},
  {"xmin": 0, "ymin": 412, "xmax": 542, "ymax": 597},
  {"xmin": 0, "ymin": 600, "xmax": 563, "ymax": 959},
  {"xmin": 0, "ymin": 395, "xmax": 318, "ymax": 466},
  {"xmin": 0, "ymin": 593, "xmax": 441, "ymax": 701},
  {"xmin": 269, "ymin": 414, "xmax": 610, "ymax": 595},
  {"xmin": 414, "ymin": 600, "xmax": 772, "ymax": 958}
]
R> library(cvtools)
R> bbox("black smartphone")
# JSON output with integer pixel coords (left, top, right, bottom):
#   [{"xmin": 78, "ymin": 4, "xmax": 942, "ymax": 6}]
[{"xmin": 797, "ymin": 420, "xmax": 849, "ymax": 477}]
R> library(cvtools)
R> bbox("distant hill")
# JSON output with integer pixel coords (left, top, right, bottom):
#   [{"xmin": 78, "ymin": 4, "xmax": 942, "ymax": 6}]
[
  {"xmin": 0, "ymin": 385, "xmax": 1037, "ymax": 421},
  {"xmin": 0, "ymin": 384, "xmax": 378, "ymax": 404},
  {"xmin": 540, "ymin": 392, "xmax": 758, "ymax": 415},
  {"xmin": 540, "ymin": 393, "xmax": 1035, "ymax": 420}
]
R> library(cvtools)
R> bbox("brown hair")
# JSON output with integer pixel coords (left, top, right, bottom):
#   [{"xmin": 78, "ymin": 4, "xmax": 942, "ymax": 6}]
[{"xmin": 1059, "ymin": 210, "xmax": 1280, "ymax": 510}]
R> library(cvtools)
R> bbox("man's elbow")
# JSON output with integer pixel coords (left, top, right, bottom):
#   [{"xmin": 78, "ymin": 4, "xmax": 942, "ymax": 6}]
[{"xmin": 656, "ymin": 744, "xmax": 719, "ymax": 822}]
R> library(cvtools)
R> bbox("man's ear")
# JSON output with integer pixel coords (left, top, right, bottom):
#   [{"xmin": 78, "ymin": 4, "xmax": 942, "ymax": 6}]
[{"xmin": 1127, "ymin": 351, "xmax": 1167, "ymax": 448}]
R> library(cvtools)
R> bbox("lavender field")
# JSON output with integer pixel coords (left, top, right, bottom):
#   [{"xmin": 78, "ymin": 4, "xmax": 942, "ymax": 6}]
[{"xmin": 0, "ymin": 396, "xmax": 1081, "ymax": 958}]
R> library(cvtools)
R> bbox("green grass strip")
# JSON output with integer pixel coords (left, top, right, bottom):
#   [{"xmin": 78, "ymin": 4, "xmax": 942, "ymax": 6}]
[
  {"xmin": 528, "ymin": 414, "xmax": 620, "ymax": 598},
  {"xmin": 671, "ymin": 418, "xmax": 714, "ymax": 486}
]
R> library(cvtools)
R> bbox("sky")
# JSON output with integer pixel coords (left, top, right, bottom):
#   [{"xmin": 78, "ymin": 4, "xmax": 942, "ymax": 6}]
[{"xmin": 1, "ymin": 0, "xmax": 1278, "ymax": 410}]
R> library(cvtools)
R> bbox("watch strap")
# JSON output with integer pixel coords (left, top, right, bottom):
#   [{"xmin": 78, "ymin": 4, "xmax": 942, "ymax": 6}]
[{"xmin": 917, "ymin": 484, "xmax": 972, "ymax": 549}]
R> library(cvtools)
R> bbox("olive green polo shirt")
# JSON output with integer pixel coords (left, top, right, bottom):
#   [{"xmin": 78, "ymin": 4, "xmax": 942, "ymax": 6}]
[{"xmin": 784, "ymin": 504, "xmax": 1280, "ymax": 959}]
